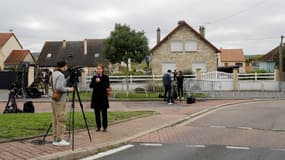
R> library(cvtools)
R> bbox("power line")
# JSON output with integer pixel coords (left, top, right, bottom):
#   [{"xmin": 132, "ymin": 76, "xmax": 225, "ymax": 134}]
[
  {"xmin": 203, "ymin": 0, "xmax": 269, "ymax": 25},
  {"xmin": 211, "ymin": 36, "xmax": 279, "ymax": 43}
]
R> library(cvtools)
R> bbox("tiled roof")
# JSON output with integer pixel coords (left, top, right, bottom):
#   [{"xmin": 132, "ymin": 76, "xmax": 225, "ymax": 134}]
[
  {"xmin": 0, "ymin": 32, "xmax": 23, "ymax": 49},
  {"xmin": 0, "ymin": 33, "xmax": 13, "ymax": 47},
  {"xmin": 220, "ymin": 49, "xmax": 245, "ymax": 62},
  {"xmin": 37, "ymin": 39, "xmax": 109, "ymax": 67},
  {"xmin": 4, "ymin": 50, "xmax": 31, "ymax": 65},
  {"xmin": 151, "ymin": 21, "xmax": 219, "ymax": 52}
]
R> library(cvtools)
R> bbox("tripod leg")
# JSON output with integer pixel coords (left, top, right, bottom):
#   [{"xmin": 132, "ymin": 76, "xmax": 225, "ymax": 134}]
[
  {"xmin": 42, "ymin": 123, "xmax": 52, "ymax": 142},
  {"xmin": 3, "ymin": 94, "xmax": 12, "ymax": 113},
  {"xmin": 75, "ymin": 87, "xmax": 92, "ymax": 142},
  {"xmin": 71, "ymin": 90, "xmax": 75, "ymax": 151}
]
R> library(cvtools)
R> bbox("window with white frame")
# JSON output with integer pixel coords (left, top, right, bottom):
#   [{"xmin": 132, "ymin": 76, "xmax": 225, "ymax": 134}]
[
  {"xmin": 170, "ymin": 40, "xmax": 183, "ymax": 52},
  {"xmin": 185, "ymin": 40, "xmax": 198, "ymax": 52}
]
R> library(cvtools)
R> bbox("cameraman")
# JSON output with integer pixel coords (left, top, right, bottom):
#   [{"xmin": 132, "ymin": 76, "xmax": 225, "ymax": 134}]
[{"xmin": 51, "ymin": 61, "xmax": 74, "ymax": 146}]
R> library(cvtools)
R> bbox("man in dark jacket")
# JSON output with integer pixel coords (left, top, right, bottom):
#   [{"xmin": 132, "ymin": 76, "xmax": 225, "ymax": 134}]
[{"xmin": 162, "ymin": 69, "xmax": 173, "ymax": 104}]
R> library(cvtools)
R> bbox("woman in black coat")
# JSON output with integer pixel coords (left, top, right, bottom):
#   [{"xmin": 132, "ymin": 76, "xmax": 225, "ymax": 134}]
[
  {"xmin": 90, "ymin": 64, "xmax": 110, "ymax": 132},
  {"xmin": 177, "ymin": 70, "xmax": 184, "ymax": 99}
]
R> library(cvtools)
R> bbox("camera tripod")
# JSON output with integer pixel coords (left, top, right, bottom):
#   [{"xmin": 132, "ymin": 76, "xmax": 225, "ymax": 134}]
[
  {"xmin": 35, "ymin": 84, "xmax": 92, "ymax": 150},
  {"xmin": 69, "ymin": 84, "xmax": 92, "ymax": 150},
  {"xmin": 3, "ymin": 87, "xmax": 22, "ymax": 113}
]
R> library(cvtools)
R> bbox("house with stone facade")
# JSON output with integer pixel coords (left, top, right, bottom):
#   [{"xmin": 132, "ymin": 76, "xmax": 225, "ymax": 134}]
[{"xmin": 151, "ymin": 20, "xmax": 219, "ymax": 74}]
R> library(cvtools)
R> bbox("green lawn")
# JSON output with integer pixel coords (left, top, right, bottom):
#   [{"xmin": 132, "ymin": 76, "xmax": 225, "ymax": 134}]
[
  {"xmin": 0, "ymin": 111, "xmax": 154, "ymax": 140},
  {"xmin": 69, "ymin": 92, "xmax": 161, "ymax": 101},
  {"xmin": 69, "ymin": 91, "xmax": 207, "ymax": 101}
]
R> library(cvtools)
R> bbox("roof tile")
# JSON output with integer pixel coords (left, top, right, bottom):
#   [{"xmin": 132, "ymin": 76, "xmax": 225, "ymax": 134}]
[
  {"xmin": 4, "ymin": 50, "xmax": 31, "ymax": 65},
  {"xmin": 220, "ymin": 49, "xmax": 245, "ymax": 62}
]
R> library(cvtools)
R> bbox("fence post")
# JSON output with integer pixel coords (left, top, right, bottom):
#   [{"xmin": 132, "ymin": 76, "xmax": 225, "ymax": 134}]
[
  {"xmin": 233, "ymin": 68, "xmax": 238, "ymax": 91},
  {"xmin": 275, "ymin": 68, "xmax": 280, "ymax": 81},
  {"xmin": 255, "ymin": 72, "xmax": 257, "ymax": 80},
  {"xmin": 196, "ymin": 68, "xmax": 201, "ymax": 80},
  {"xmin": 152, "ymin": 74, "xmax": 155, "ymax": 91}
]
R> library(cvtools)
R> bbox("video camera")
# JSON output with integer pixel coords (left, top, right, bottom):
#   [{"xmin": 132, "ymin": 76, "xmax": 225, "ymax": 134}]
[{"xmin": 65, "ymin": 66, "xmax": 84, "ymax": 86}]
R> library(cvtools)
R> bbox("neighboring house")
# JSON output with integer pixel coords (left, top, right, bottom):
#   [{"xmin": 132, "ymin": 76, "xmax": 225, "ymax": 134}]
[
  {"xmin": 219, "ymin": 48, "xmax": 246, "ymax": 73},
  {"xmin": 4, "ymin": 49, "xmax": 36, "ymax": 67},
  {"xmin": 0, "ymin": 33, "xmax": 23, "ymax": 70},
  {"xmin": 4, "ymin": 50, "xmax": 37, "ymax": 86},
  {"xmin": 151, "ymin": 20, "xmax": 219, "ymax": 74},
  {"xmin": 37, "ymin": 39, "xmax": 109, "ymax": 76},
  {"xmin": 258, "ymin": 44, "xmax": 285, "ymax": 72}
]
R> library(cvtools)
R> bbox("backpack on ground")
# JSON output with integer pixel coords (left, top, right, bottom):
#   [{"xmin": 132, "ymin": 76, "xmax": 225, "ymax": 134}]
[
  {"xmin": 23, "ymin": 101, "xmax": 35, "ymax": 113},
  {"xmin": 187, "ymin": 96, "xmax": 196, "ymax": 104}
]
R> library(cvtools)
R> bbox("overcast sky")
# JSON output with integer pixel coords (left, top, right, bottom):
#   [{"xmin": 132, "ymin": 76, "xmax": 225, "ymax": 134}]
[{"xmin": 0, "ymin": 0, "xmax": 284, "ymax": 55}]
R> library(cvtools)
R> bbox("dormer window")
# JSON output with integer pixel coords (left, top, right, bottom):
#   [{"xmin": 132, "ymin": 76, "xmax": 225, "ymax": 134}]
[
  {"xmin": 94, "ymin": 53, "xmax": 100, "ymax": 58},
  {"xmin": 46, "ymin": 53, "xmax": 52, "ymax": 58}
]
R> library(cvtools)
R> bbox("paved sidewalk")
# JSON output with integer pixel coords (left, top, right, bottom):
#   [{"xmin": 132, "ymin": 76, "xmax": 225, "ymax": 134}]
[{"xmin": 0, "ymin": 100, "xmax": 250, "ymax": 160}]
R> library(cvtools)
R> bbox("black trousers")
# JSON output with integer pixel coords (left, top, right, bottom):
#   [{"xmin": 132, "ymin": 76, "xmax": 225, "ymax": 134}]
[
  {"xmin": 94, "ymin": 108, "xmax": 108, "ymax": 129},
  {"xmin": 164, "ymin": 85, "xmax": 172, "ymax": 103},
  {"xmin": 177, "ymin": 85, "xmax": 183, "ymax": 97}
]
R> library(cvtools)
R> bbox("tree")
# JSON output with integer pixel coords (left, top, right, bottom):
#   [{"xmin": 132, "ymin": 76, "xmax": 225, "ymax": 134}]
[{"xmin": 103, "ymin": 23, "xmax": 150, "ymax": 73}]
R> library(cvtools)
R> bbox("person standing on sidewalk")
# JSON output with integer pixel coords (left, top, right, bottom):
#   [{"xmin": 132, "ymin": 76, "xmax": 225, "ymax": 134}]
[
  {"xmin": 51, "ymin": 60, "xmax": 74, "ymax": 146},
  {"xmin": 163, "ymin": 69, "xmax": 173, "ymax": 104},
  {"xmin": 177, "ymin": 70, "xmax": 184, "ymax": 99},
  {"xmin": 90, "ymin": 64, "xmax": 110, "ymax": 132}
]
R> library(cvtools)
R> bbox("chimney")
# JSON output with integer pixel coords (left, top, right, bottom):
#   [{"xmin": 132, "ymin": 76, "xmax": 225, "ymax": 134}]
[
  {"xmin": 199, "ymin": 26, "xmax": 205, "ymax": 37},
  {"xmin": 178, "ymin": 20, "xmax": 186, "ymax": 25},
  {"xmin": 84, "ymin": 39, "xmax": 87, "ymax": 55},
  {"xmin": 156, "ymin": 27, "xmax": 161, "ymax": 44},
  {"xmin": 62, "ymin": 40, "xmax": 66, "ymax": 48}
]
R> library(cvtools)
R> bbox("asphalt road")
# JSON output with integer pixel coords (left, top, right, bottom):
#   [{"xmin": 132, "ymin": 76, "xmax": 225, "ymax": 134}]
[
  {"xmin": 82, "ymin": 100, "xmax": 285, "ymax": 160},
  {"xmin": 83, "ymin": 143, "xmax": 285, "ymax": 160}
]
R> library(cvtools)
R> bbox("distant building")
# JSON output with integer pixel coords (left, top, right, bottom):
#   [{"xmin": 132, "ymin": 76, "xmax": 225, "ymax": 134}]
[
  {"xmin": 259, "ymin": 44, "xmax": 285, "ymax": 72},
  {"xmin": 37, "ymin": 39, "xmax": 109, "ymax": 76},
  {"xmin": 0, "ymin": 33, "xmax": 23, "ymax": 70},
  {"xmin": 218, "ymin": 48, "xmax": 246, "ymax": 73},
  {"xmin": 151, "ymin": 20, "xmax": 219, "ymax": 74}
]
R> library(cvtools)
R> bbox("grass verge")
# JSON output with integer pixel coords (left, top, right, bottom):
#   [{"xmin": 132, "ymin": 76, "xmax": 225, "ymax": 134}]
[{"xmin": 0, "ymin": 111, "xmax": 154, "ymax": 141}]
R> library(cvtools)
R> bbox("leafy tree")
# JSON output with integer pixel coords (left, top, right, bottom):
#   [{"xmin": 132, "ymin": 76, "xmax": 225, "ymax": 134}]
[{"xmin": 103, "ymin": 23, "xmax": 150, "ymax": 73}]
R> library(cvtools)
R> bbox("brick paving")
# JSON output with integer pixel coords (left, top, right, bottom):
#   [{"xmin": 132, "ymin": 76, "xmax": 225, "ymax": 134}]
[{"xmin": 0, "ymin": 98, "xmax": 245, "ymax": 160}]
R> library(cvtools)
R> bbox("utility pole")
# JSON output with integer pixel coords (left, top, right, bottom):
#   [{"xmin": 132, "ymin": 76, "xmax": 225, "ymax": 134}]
[{"xmin": 279, "ymin": 35, "xmax": 284, "ymax": 81}]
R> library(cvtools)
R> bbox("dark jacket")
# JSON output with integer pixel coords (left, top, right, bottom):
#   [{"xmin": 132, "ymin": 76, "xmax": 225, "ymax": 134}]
[
  {"xmin": 177, "ymin": 75, "xmax": 184, "ymax": 87},
  {"xmin": 162, "ymin": 73, "xmax": 171, "ymax": 86},
  {"xmin": 90, "ymin": 74, "xmax": 110, "ymax": 109}
]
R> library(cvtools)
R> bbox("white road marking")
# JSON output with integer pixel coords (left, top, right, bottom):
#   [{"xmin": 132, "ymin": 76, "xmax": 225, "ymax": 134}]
[
  {"xmin": 226, "ymin": 146, "xmax": 250, "ymax": 150},
  {"xmin": 140, "ymin": 143, "xmax": 163, "ymax": 146},
  {"xmin": 185, "ymin": 144, "xmax": 206, "ymax": 148},
  {"xmin": 237, "ymin": 127, "xmax": 253, "ymax": 130},
  {"xmin": 80, "ymin": 144, "xmax": 134, "ymax": 160}
]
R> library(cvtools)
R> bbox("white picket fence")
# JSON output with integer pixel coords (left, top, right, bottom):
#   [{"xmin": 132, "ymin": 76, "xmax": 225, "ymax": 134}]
[{"xmin": 80, "ymin": 72, "xmax": 279, "ymax": 92}]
